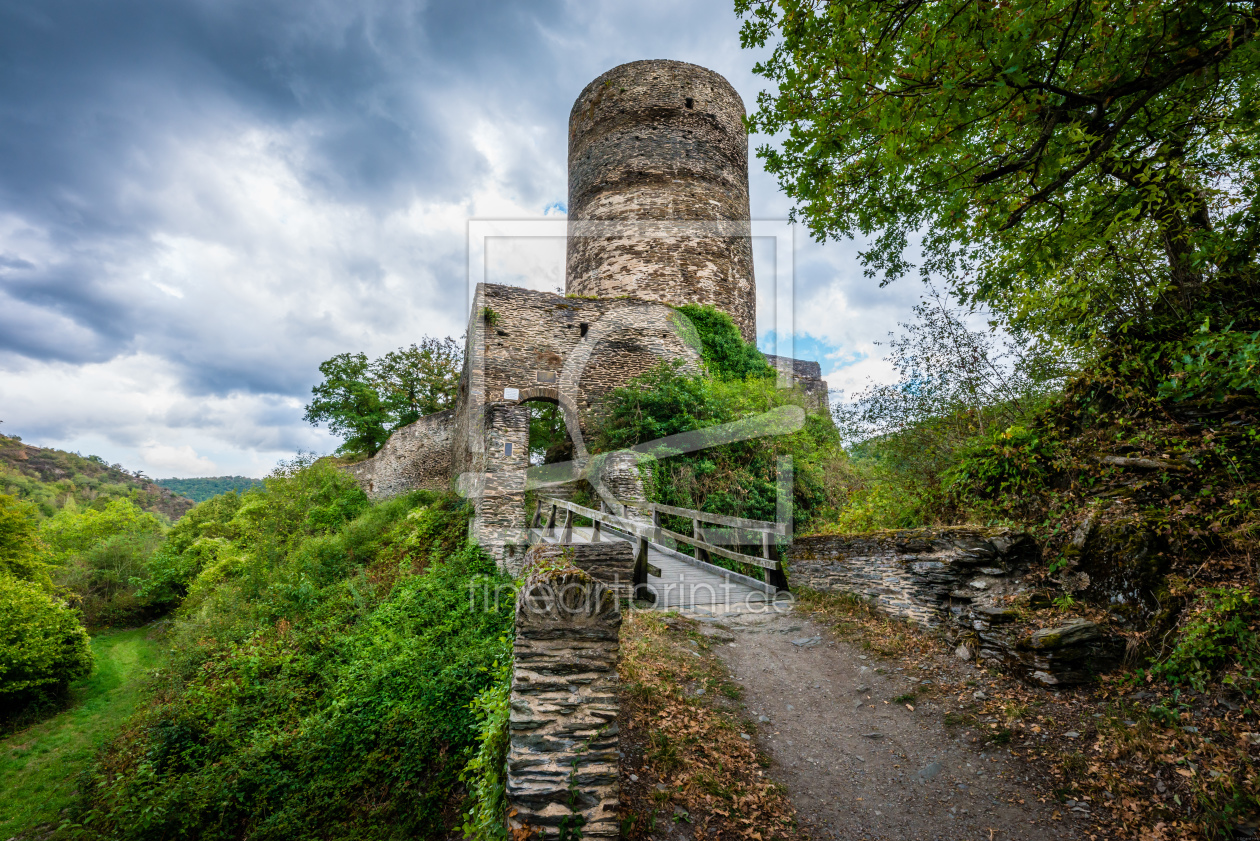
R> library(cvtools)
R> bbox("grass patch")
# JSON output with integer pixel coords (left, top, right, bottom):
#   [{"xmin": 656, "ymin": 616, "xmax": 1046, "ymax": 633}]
[{"xmin": 0, "ymin": 627, "xmax": 159, "ymax": 838}]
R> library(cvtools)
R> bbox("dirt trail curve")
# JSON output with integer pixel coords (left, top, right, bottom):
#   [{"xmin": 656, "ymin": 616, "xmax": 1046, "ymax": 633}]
[{"xmin": 694, "ymin": 606, "xmax": 1083, "ymax": 841}]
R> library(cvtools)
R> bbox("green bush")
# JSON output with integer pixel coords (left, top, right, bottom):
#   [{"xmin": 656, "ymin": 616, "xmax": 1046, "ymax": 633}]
[
  {"xmin": 57, "ymin": 533, "xmax": 165, "ymax": 627},
  {"xmin": 945, "ymin": 424, "xmax": 1056, "ymax": 503},
  {"xmin": 0, "ymin": 493, "xmax": 49, "ymax": 583},
  {"xmin": 460, "ymin": 660, "xmax": 511, "ymax": 841},
  {"xmin": 41, "ymin": 498, "xmax": 165, "ymax": 563},
  {"xmin": 0, "ymin": 575, "xmax": 94, "ymax": 701},
  {"xmin": 593, "ymin": 360, "xmax": 843, "ymax": 549},
  {"xmin": 1157, "ymin": 321, "xmax": 1260, "ymax": 402},
  {"xmin": 1152, "ymin": 587, "xmax": 1260, "ymax": 696},
  {"xmin": 37, "ymin": 498, "xmax": 167, "ymax": 626},
  {"xmin": 673, "ymin": 304, "xmax": 774, "ymax": 381}
]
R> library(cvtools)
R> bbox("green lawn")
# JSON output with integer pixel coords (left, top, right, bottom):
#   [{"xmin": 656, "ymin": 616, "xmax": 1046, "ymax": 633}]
[{"xmin": 0, "ymin": 627, "xmax": 160, "ymax": 838}]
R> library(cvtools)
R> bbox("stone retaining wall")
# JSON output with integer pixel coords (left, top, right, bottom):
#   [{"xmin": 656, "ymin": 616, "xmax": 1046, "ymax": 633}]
[
  {"xmin": 787, "ymin": 528, "xmax": 1125, "ymax": 687},
  {"xmin": 787, "ymin": 528, "xmax": 1037, "ymax": 627},
  {"xmin": 507, "ymin": 561, "xmax": 621, "ymax": 840}
]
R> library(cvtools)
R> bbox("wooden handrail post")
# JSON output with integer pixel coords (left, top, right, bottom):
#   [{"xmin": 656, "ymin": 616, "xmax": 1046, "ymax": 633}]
[
  {"xmin": 766, "ymin": 538, "xmax": 789, "ymax": 592},
  {"xmin": 544, "ymin": 504, "xmax": 557, "ymax": 538},
  {"xmin": 692, "ymin": 518, "xmax": 710, "ymax": 565},
  {"xmin": 632, "ymin": 536, "xmax": 655, "ymax": 603},
  {"xmin": 591, "ymin": 517, "xmax": 601, "ymax": 543},
  {"xmin": 560, "ymin": 508, "xmax": 574, "ymax": 543},
  {"xmin": 530, "ymin": 498, "xmax": 543, "ymax": 529}
]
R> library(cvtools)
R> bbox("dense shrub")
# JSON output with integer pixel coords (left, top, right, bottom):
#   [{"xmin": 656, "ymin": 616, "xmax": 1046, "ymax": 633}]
[
  {"xmin": 1151, "ymin": 587, "xmax": 1260, "ymax": 696},
  {"xmin": 74, "ymin": 465, "xmax": 514, "ymax": 840},
  {"xmin": 41, "ymin": 499, "xmax": 165, "ymax": 563},
  {"xmin": 37, "ymin": 498, "xmax": 168, "ymax": 626},
  {"xmin": 0, "ymin": 575, "xmax": 93, "ymax": 702},
  {"xmin": 0, "ymin": 493, "xmax": 48, "ymax": 583}
]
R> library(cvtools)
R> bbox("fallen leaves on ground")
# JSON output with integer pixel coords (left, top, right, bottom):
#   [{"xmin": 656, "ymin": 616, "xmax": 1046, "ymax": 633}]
[{"xmin": 619, "ymin": 611, "xmax": 804, "ymax": 841}]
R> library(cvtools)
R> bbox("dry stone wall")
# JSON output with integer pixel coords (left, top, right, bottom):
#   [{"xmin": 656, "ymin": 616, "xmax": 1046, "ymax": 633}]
[
  {"xmin": 566, "ymin": 60, "xmax": 756, "ymax": 342},
  {"xmin": 341, "ymin": 409, "xmax": 455, "ymax": 499},
  {"xmin": 787, "ymin": 529, "xmax": 1124, "ymax": 686},
  {"xmin": 508, "ymin": 560, "xmax": 621, "ymax": 840},
  {"xmin": 787, "ymin": 528, "xmax": 1038, "ymax": 627}
]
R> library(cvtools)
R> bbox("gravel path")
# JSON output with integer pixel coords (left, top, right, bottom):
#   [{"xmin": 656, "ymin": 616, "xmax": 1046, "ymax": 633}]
[{"xmin": 699, "ymin": 608, "xmax": 1084, "ymax": 841}]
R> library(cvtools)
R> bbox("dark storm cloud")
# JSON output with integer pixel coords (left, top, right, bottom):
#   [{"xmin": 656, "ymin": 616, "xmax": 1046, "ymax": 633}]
[{"xmin": 0, "ymin": 0, "xmax": 571, "ymax": 379}]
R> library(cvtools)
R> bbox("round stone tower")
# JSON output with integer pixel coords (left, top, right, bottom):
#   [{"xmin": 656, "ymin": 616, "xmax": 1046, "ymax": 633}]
[{"xmin": 565, "ymin": 60, "xmax": 756, "ymax": 342}]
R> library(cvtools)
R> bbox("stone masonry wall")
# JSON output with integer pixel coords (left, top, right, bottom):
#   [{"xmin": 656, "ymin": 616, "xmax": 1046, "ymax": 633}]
[
  {"xmin": 342, "ymin": 409, "xmax": 455, "ymax": 499},
  {"xmin": 763, "ymin": 355, "xmax": 829, "ymax": 412},
  {"xmin": 787, "ymin": 529, "xmax": 1125, "ymax": 686},
  {"xmin": 508, "ymin": 564, "xmax": 621, "ymax": 840},
  {"xmin": 786, "ymin": 528, "xmax": 1037, "ymax": 627},
  {"xmin": 566, "ymin": 60, "xmax": 756, "ymax": 342},
  {"xmin": 522, "ymin": 541, "xmax": 636, "ymax": 599}
]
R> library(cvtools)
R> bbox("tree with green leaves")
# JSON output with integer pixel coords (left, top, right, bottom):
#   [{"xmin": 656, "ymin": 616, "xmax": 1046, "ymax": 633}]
[
  {"xmin": 304, "ymin": 352, "xmax": 394, "ymax": 457},
  {"xmin": 737, "ymin": 0, "xmax": 1260, "ymax": 345},
  {"xmin": 304, "ymin": 338, "xmax": 463, "ymax": 457},
  {"xmin": 372, "ymin": 338, "xmax": 462, "ymax": 426},
  {"xmin": 0, "ymin": 494, "xmax": 47, "ymax": 583}
]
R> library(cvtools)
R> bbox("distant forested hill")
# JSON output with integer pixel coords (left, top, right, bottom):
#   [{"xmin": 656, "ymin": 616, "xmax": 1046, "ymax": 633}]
[
  {"xmin": 155, "ymin": 476, "xmax": 264, "ymax": 502},
  {"xmin": 0, "ymin": 433, "xmax": 194, "ymax": 521}
]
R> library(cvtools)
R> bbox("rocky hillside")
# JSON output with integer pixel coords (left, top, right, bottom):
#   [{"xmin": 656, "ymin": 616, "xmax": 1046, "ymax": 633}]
[{"xmin": 0, "ymin": 433, "xmax": 193, "ymax": 521}]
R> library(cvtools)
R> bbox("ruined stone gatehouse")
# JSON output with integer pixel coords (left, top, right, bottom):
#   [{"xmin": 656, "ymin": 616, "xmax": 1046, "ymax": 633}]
[{"xmin": 346, "ymin": 60, "xmax": 828, "ymax": 566}]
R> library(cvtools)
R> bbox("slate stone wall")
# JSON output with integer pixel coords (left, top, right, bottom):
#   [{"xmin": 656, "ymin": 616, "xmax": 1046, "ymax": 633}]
[
  {"xmin": 522, "ymin": 541, "xmax": 636, "ymax": 599},
  {"xmin": 566, "ymin": 60, "xmax": 756, "ymax": 342},
  {"xmin": 787, "ymin": 529, "xmax": 1124, "ymax": 686},
  {"xmin": 342, "ymin": 409, "xmax": 455, "ymax": 499},
  {"xmin": 508, "ymin": 565, "xmax": 621, "ymax": 840},
  {"xmin": 764, "ymin": 355, "xmax": 830, "ymax": 412},
  {"xmin": 786, "ymin": 528, "xmax": 1037, "ymax": 627}
]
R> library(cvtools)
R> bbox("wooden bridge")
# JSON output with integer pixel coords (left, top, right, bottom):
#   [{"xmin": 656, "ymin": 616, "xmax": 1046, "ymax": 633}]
[{"xmin": 527, "ymin": 496, "xmax": 789, "ymax": 612}]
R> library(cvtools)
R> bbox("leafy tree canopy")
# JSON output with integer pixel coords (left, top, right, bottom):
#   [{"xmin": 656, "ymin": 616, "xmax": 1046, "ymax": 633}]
[
  {"xmin": 738, "ymin": 0, "xmax": 1260, "ymax": 343},
  {"xmin": 304, "ymin": 338, "xmax": 462, "ymax": 457}
]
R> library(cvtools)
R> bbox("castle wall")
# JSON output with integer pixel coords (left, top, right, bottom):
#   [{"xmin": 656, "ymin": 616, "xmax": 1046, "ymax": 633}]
[
  {"xmin": 566, "ymin": 60, "xmax": 756, "ymax": 342},
  {"xmin": 764, "ymin": 355, "xmax": 830, "ymax": 412},
  {"xmin": 342, "ymin": 409, "xmax": 455, "ymax": 499}
]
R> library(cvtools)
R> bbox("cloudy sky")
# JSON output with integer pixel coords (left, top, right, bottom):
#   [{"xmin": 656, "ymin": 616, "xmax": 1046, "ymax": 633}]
[{"xmin": 0, "ymin": 0, "xmax": 919, "ymax": 478}]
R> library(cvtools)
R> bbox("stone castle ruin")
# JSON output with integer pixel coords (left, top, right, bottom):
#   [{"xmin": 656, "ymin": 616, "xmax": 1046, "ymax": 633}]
[{"xmin": 347, "ymin": 60, "xmax": 827, "ymax": 566}]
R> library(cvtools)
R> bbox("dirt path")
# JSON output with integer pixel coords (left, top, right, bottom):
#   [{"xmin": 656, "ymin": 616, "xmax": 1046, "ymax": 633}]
[{"xmin": 699, "ymin": 608, "xmax": 1084, "ymax": 841}]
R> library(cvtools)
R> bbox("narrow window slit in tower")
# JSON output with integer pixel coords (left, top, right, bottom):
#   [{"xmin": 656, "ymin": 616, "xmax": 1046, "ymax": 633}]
[
  {"xmin": 579, "ymin": 322, "xmax": 589, "ymax": 337},
  {"xmin": 685, "ymin": 97, "xmax": 694, "ymax": 109},
  {"xmin": 504, "ymin": 442, "xmax": 513, "ymax": 457}
]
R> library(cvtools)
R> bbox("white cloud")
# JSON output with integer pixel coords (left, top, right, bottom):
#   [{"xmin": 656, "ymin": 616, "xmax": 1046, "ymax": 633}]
[{"xmin": 139, "ymin": 443, "xmax": 217, "ymax": 476}]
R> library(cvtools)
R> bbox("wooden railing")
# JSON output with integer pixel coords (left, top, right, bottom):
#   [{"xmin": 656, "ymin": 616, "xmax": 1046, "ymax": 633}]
[{"xmin": 529, "ymin": 497, "xmax": 788, "ymax": 591}]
